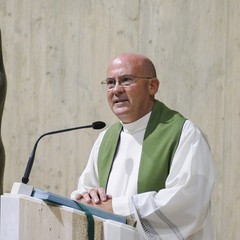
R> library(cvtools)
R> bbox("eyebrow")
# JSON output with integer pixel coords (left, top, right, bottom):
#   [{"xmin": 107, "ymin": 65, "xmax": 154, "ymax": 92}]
[{"xmin": 106, "ymin": 74, "xmax": 134, "ymax": 79}]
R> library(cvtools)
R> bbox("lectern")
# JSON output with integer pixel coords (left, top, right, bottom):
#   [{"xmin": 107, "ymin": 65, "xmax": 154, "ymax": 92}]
[{"xmin": 0, "ymin": 183, "xmax": 139, "ymax": 240}]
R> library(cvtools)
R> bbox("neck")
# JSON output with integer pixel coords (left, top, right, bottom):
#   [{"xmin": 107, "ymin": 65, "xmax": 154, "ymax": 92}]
[{"xmin": 120, "ymin": 100, "xmax": 155, "ymax": 124}]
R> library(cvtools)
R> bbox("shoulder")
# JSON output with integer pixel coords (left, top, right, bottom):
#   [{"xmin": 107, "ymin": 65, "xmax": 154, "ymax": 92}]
[
  {"xmin": 181, "ymin": 120, "xmax": 210, "ymax": 148},
  {"xmin": 93, "ymin": 122, "xmax": 121, "ymax": 148}
]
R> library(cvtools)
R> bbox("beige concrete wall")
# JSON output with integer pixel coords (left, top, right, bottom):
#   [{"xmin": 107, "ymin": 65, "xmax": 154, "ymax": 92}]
[{"xmin": 0, "ymin": 1, "xmax": 239, "ymax": 239}]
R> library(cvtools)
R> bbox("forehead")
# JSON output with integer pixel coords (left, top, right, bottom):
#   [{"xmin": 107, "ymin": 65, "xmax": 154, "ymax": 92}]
[{"xmin": 107, "ymin": 57, "xmax": 141, "ymax": 77}]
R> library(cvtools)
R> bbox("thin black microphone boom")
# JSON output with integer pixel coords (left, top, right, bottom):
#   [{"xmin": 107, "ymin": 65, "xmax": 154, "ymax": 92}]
[{"xmin": 21, "ymin": 121, "xmax": 106, "ymax": 184}]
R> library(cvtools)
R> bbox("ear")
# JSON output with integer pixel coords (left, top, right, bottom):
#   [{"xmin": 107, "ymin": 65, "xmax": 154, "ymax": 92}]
[{"xmin": 148, "ymin": 78, "xmax": 160, "ymax": 95}]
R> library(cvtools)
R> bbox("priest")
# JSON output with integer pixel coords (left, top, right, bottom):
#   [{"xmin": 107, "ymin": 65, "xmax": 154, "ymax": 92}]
[{"xmin": 71, "ymin": 53, "xmax": 214, "ymax": 240}]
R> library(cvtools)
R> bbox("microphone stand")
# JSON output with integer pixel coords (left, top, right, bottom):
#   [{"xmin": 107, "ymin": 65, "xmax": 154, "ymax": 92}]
[{"xmin": 21, "ymin": 121, "xmax": 105, "ymax": 184}]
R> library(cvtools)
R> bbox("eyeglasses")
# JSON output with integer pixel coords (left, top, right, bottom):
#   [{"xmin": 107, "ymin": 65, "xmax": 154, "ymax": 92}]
[{"xmin": 101, "ymin": 75, "xmax": 154, "ymax": 91}]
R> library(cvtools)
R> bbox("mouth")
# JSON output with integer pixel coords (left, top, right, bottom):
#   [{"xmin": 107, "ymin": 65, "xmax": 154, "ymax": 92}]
[{"xmin": 113, "ymin": 98, "xmax": 128, "ymax": 104}]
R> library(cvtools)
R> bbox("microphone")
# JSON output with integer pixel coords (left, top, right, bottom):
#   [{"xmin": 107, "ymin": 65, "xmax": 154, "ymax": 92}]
[{"xmin": 21, "ymin": 121, "xmax": 106, "ymax": 184}]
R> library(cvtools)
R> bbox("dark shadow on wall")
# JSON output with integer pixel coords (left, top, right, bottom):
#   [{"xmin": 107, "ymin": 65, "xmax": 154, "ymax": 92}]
[{"xmin": 0, "ymin": 29, "xmax": 7, "ymax": 195}]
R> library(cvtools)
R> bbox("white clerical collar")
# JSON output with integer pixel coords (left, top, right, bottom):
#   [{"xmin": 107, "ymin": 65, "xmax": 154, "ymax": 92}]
[{"xmin": 121, "ymin": 111, "xmax": 152, "ymax": 133}]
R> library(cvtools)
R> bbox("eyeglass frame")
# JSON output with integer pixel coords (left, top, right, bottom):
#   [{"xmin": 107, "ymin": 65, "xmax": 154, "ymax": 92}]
[{"xmin": 101, "ymin": 74, "xmax": 155, "ymax": 90}]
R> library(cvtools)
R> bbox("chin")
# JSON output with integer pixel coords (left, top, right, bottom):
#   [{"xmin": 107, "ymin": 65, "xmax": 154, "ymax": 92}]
[{"xmin": 112, "ymin": 108, "xmax": 130, "ymax": 120}]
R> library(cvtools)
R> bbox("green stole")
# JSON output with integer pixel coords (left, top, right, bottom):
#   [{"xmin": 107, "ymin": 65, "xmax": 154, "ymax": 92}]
[{"xmin": 97, "ymin": 100, "xmax": 186, "ymax": 193}]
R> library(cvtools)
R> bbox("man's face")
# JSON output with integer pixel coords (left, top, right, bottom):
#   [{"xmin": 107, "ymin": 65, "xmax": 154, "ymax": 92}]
[{"xmin": 106, "ymin": 55, "xmax": 158, "ymax": 123}]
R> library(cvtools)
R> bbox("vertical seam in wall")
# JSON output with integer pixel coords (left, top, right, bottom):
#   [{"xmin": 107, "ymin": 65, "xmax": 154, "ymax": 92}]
[
  {"xmin": 29, "ymin": 0, "xmax": 32, "ymax": 88},
  {"xmin": 224, "ymin": 0, "xmax": 229, "ymax": 117},
  {"xmin": 221, "ymin": 0, "xmax": 229, "ymax": 232},
  {"xmin": 137, "ymin": 0, "xmax": 141, "ymax": 52}
]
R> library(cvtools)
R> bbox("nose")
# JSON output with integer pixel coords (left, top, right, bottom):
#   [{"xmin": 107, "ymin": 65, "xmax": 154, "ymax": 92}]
[{"xmin": 111, "ymin": 81, "xmax": 125, "ymax": 93}]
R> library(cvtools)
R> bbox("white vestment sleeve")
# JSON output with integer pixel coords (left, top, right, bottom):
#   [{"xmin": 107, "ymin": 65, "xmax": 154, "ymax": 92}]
[{"xmin": 113, "ymin": 121, "xmax": 214, "ymax": 239}]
